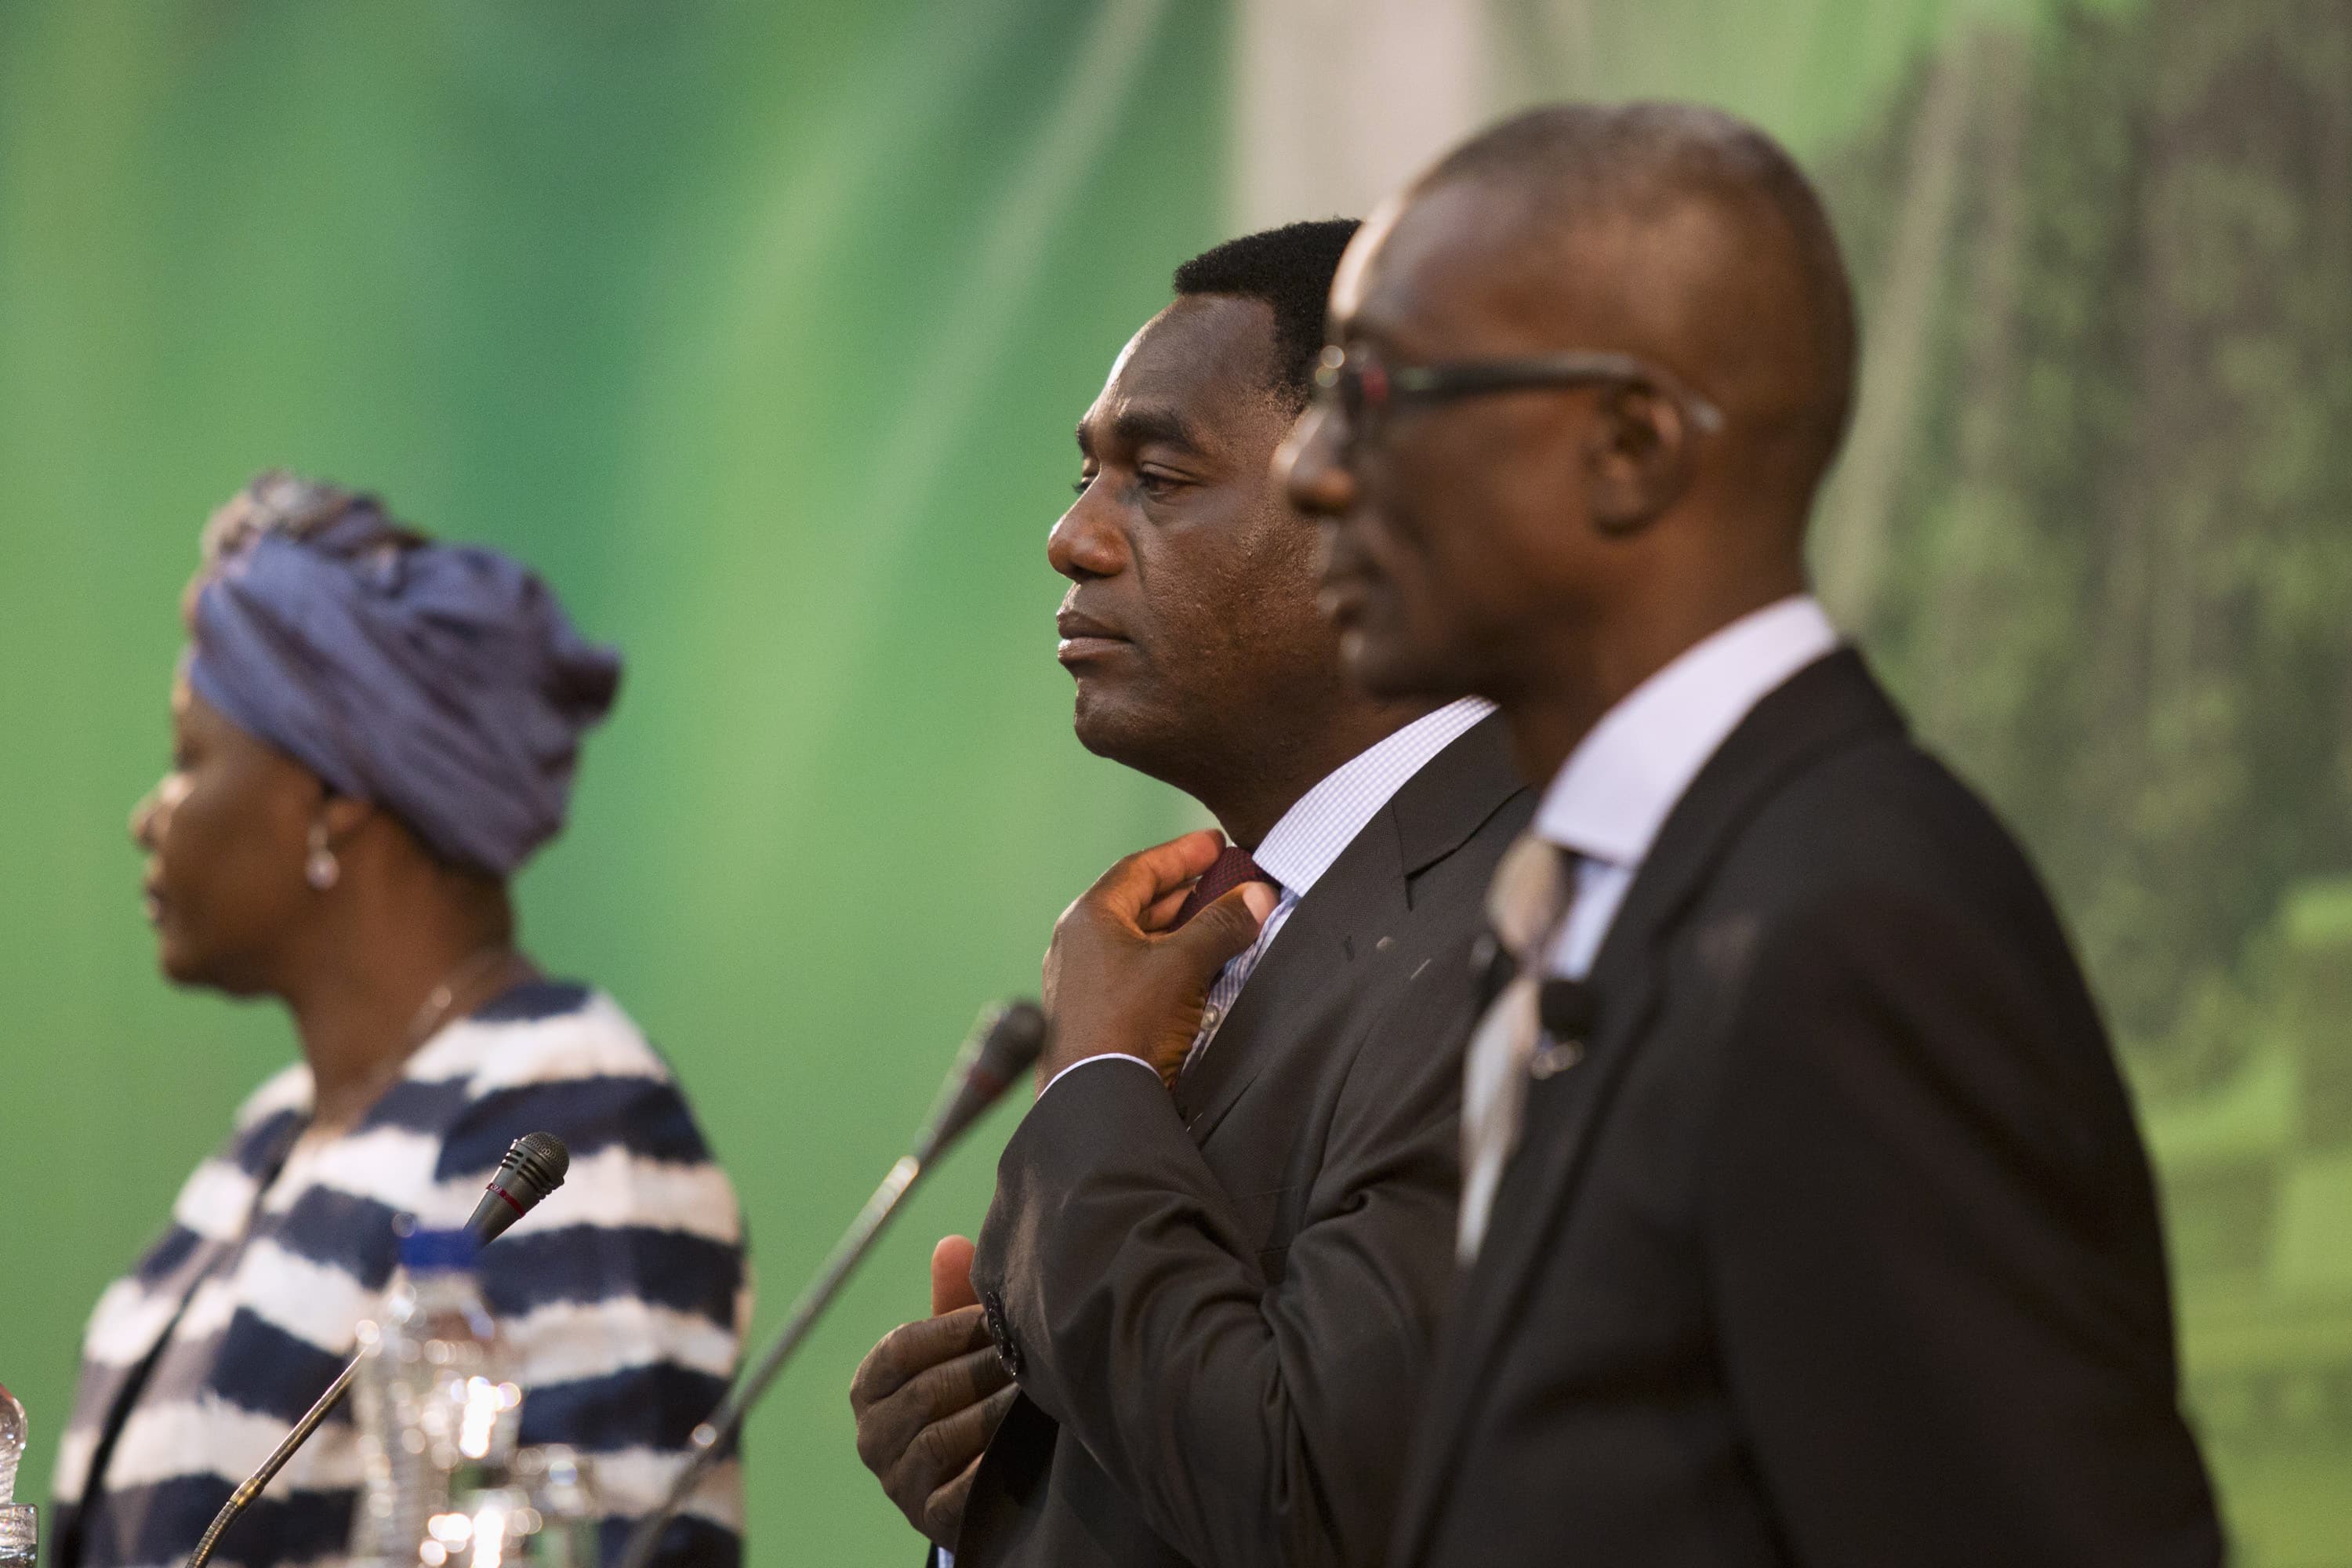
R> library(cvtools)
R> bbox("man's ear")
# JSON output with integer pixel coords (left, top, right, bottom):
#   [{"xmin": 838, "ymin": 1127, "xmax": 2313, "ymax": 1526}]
[{"xmin": 1583, "ymin": 385, "xmax": 1699, "ymax": 538}]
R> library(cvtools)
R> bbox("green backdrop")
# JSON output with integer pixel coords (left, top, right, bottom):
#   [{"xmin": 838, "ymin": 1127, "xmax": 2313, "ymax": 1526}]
[{"xmin": 2, "ymin": 2, "xmax": 2344, "ymax": 1564}]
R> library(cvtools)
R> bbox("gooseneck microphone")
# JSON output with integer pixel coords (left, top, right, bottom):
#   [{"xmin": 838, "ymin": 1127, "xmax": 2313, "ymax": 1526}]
[
  {"xmin": 615, "ymin": 1000, "xmax": 1048, "ymax": 1568},
  {"xmin": 465, "ymin": 1130, "xmax": 572, "ymax": 1244},
  {"xmin": 910, "ymin": 1000, "xmax": 1050, "ymax": 1164},
  {"xmin": 184, "ymin": 1132, "xmax": 572, "ymax": 1568}
]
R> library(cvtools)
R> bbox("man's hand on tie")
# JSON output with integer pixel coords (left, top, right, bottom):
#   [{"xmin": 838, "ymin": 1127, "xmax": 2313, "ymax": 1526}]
[
  {"xmin": 851, "ymin": 1236, "xmax": 1014, "ymax": 1550},
  {"xmin": 1038, "ymin": 829, "xmax": 1278, "ymax": 1090}
]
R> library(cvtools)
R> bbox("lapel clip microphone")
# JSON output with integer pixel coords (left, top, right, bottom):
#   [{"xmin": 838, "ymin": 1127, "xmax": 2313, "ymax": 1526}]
[{"xmin": 1533, "ymin": 978, "xmax": 1597, "ymax": 1080}]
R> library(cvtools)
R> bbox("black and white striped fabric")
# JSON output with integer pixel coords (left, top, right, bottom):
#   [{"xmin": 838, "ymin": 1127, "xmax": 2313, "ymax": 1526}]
[{"xmin": 50, "ymin": 981, "xmax": 749, "ymax": 1568}]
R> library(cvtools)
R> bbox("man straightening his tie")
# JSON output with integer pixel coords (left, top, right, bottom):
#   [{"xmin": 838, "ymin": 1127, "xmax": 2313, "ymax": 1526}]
[{"xmin": 850, "ymin": 222, "xmax": 1530, "ymax": 1568}]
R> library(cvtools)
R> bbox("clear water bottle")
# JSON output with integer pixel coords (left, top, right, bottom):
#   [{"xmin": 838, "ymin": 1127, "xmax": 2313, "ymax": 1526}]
[
  {"xmin": 441, "ymin": 1446, "xmax": 601, "ymax": 1568},
  {"xmin": 348, "ymin": 1230, "xmax": 524, "ymax": 1567},
  {"xmin": 0, "ymin": 1382, "xmax": 34, "ymax": 1568}
]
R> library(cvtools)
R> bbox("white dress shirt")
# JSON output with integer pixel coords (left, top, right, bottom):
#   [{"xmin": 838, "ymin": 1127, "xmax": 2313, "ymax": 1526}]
[
  {"xmin": 1451, "ymin": 594, "xmax": 1841, "ymax": 1262},
  {"xmin": 1537, "ymin": 593, "xmax": 1842, "ymax": 979},
  {"xmin": 1045, "ymin": 696, "xmax": 1494, "ymax": 1094}
]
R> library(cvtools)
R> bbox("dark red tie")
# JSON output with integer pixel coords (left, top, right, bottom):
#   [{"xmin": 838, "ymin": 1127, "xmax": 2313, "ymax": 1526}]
[{"xmin": 1172, "ymin": 846, "xmax": 1276, "ymax": 928}]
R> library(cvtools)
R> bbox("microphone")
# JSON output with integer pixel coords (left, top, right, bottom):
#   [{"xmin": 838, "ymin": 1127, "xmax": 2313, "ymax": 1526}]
[
  {"xmin": 912, "ymin": 998, "xmax": 1051, "ymax": 1164},
  {"xmin": 1532, "ymin": 978, "xmax": 1597, "ymax": 1080},
  {"xmin": 465, "ymin": 1130, "xmax": 572, "ymax": 1243},
  {"xmin": 1537, "ymin": 978, "xmax": 1596, "ymax": 1040},
  {"xmin": 185, "ymin": 1132, "xmax": 572, "ymax": 1568},
  {"xmin": 615, "ymin": 1000, "xmax": 1047, "ymax": 1568}
]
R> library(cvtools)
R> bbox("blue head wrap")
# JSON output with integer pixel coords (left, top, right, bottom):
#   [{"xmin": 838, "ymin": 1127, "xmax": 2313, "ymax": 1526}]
[{"xmin": 183, "ymin": 472, "xmax": 622, "ymax": 877}]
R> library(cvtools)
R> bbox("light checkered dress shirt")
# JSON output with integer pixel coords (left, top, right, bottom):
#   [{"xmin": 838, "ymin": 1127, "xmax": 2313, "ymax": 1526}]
[{"xmin": 1045, "ymin": 696, "xmax": 1495, "ymax": 1096}]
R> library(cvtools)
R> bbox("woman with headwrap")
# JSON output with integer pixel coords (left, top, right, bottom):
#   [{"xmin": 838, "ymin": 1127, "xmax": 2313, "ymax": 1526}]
[{"xmin": 49, "ymin": 473, "xmax": 748, "ymax": 1568}]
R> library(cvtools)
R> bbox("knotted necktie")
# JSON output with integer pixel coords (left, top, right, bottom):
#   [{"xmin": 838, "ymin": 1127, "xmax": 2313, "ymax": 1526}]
[
  {"xmin": 1170, "ymin": 845, "xmax": 1282, "ymax": 1081},
  {"xmin": 1457, "ymin": 833, "xmax": 1576, "ymax": 1261},
  {"xmin": 1173, "ymin": 844, "xmax": 1274, "ymax": 927}
]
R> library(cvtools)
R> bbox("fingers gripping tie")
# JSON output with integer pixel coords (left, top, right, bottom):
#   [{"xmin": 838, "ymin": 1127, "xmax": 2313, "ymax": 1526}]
[{"xmin": 1171, "ymin": 845, "xmax": 1276, "ymax": 928}]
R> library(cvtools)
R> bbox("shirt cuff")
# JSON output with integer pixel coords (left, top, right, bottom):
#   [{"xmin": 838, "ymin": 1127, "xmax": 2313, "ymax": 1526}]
[{"xmin": 1040, "ymin": 1051, "xmax": 1160, "ymax": 1097}]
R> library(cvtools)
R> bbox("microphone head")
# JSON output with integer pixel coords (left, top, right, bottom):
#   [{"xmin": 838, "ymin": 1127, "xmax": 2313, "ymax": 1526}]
[
  {"xmin": 508, "ymin": 1130, "xmax": 571, "ymax": 1192},
  {"xmin": 918, "ymin": 1000, "xmax": 1047, "ymax": 1162},
  {"xmin": 969, "ymin": 999, "xmax": 1048, "ymax": 1091},
  {"xmin": 466, "ymin": 1131, "xmax": 572, "ymax": 1244}
]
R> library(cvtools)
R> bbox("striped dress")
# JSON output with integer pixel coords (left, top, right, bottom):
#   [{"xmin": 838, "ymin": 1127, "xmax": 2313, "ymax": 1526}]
[{"xmin": 50, "ymin": 981, "xmax": 749, "ymax": 1568}]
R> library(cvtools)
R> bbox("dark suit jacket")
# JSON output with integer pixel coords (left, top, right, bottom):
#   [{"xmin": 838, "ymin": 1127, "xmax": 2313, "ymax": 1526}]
[
  {"xmin": 956, "ymin": 714, "xmax": 1531, "ymax": 1568},
  {"xmin": 1390, "ymin": 652, "xmax": 2223, "ymax": 1568}
]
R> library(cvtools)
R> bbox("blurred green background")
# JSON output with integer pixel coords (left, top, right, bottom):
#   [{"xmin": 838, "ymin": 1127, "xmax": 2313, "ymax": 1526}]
[{"xmin": 1, "ymin": 1, "xmax": 2344, "ymax": 1563}]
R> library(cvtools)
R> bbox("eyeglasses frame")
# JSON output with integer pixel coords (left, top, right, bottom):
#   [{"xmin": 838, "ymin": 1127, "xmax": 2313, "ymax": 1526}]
[{"xmin": 1312, "ymin": 343, "xmax": 1726, "ymax": 450}]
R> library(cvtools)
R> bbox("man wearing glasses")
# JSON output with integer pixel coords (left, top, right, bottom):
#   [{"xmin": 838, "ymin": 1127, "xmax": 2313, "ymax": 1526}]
[{"xmin": 1283, "ymin": 103, "xmax": 2223, "ymax": 1566}]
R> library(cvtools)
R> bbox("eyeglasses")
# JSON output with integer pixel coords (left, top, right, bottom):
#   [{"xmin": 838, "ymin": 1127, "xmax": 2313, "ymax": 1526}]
[{"xmin": 1312, "ymin": 343, "xmax": 1725, "ymax": 450}]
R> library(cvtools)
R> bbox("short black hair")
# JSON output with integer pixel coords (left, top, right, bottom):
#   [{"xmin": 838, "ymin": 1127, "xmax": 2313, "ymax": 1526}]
[{"xmin": 1173, "ymin": 218, "xmax": 1362, "ymax": 409}]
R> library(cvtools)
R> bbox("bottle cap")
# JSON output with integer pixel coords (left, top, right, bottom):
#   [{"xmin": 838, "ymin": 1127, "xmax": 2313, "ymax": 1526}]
[{"xmin": 398, "ymin": 1227, "xmax": 481, "ymax": 1273}]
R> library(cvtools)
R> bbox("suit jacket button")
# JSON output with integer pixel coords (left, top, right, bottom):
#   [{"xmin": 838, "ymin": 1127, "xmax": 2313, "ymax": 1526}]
[{"xmin": 982, "ymin": 1290, "xmax": 1022, "ymax": 1377}]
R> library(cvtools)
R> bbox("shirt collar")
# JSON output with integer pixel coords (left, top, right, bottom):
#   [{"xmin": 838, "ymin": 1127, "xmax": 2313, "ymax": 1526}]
[
  {"xmin": 1251, "ymin": 696, "xmax": 1494, "ymax": 896},
  {"xmin": 1535, "ymin": 594, "xmax": 1840, "ymax": 871}
]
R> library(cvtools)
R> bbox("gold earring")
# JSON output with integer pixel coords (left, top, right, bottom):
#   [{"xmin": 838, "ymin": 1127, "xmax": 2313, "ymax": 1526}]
[{"xmin": 306, "ymin": 821, "xmax": 340, "ymax": 891}]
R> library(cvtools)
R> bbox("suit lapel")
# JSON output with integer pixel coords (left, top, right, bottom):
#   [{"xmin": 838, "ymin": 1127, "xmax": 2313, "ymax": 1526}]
[
  {"xmin": 1174, "ymin": 713, "xmax": 1524, "ymax": 1146},
  {"xmin": 1394, "ymin": 652, "xmax": 1906, "ymax": 1562}
]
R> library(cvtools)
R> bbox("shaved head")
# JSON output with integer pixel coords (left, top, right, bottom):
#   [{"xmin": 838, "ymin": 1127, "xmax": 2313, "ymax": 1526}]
[
  {"xmin": 1283, "ymin": 100, "xmax": 1861, "ymax": 780},
  {"xmin": 1408, "ymin": 102, "xmax": 1857, "ymax": 517}
]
